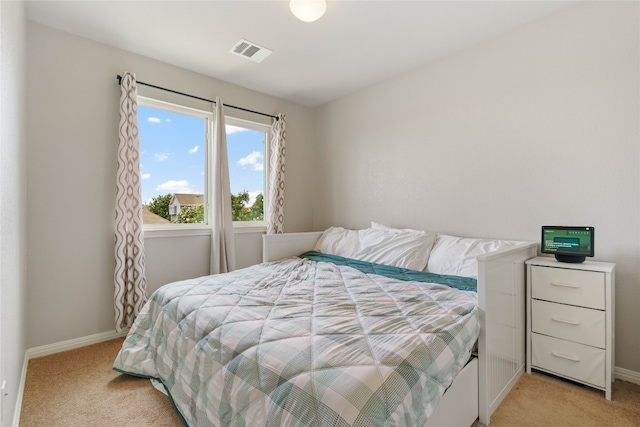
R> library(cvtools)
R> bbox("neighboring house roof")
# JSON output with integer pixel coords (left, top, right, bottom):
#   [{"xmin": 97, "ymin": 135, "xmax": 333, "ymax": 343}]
[
  {"xmin": 170, "ymin": 193, "xmax": 204, "ymax": 206},
  {"xmin": 142, "ymin": 205, "xmax": 171, "ymax": 224}
]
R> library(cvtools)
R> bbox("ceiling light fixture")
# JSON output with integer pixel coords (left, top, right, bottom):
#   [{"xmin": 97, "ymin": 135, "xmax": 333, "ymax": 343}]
[{"xmin": 289, "ymin": 0, "xmax": 327, "ymax": 22}]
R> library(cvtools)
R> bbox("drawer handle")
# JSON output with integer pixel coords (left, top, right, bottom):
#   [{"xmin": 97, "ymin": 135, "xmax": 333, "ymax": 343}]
[
  {"xmin": 551, "ymin": 281, "xmax": 580, "ymax": 289},
  {"xmin": 551, "ymin": 351, "xmax": 580, "ymax": 362},
  {"xmin": 551, "ymin": 316, "xmax": 581, "ymax": 326}
]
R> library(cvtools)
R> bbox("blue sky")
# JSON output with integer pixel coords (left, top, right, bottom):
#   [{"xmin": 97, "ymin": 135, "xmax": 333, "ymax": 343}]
[{"xmin": 138, "ymin": 105, "xmax": 265, "ymax": 205}]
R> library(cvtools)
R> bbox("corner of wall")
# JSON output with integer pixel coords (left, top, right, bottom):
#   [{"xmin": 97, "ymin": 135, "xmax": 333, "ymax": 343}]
[{"xmin": 0, "ymin": 0, "xmax": 28, "ymax": 425}]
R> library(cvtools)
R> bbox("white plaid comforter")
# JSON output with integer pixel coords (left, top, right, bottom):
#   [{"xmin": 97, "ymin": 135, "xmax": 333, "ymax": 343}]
[{"xmin": 113, "ymin": 256, "xmax": 479, "ymax": 427}]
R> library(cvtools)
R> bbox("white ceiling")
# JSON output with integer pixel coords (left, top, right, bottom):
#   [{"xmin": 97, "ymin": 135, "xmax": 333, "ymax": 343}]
[{"xmin": 25, "ymin": 0, "xmax": 577, "ymax": 108}]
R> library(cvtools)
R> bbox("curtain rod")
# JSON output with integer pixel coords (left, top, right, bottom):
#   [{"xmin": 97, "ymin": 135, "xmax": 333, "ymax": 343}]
[{"xmin": 116, "ymin": 75, "xmax": 279, "ymax": 121}]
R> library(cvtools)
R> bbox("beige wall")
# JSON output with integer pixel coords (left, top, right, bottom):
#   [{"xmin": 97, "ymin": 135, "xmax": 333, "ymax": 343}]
[
  {"xmin": 313, "ymin": 2, "xmax": 640, "ymax": 373},
  {"xmin": 1, "ymin": 0, "xmax": 27, "ymax": 423},
  {"xmin": 26, "ymin": 22, "xmax": 315, "ymax": 348}
]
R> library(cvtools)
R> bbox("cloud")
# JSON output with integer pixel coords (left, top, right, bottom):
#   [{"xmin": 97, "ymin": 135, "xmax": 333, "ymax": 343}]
[
  {"xmin": 188, "ymin": 146, "xmax": 199, "ymax": 154},
  {"xmin": 226, "ymin": 125, "xmax": 249, "ymax": 134},
  {"xmin": 147, "ymin": 117, "xmax": 161, "ymax": 123},
  {"xmin": 238, "ymin": 151, "xmax": 263, "ymax": 171},
  {"xmin": 154, "ymin": 152, "xmax": 170, "ymax": 161},
  {"xmin": 141, "ymin": 173, "xmax": 151, "ymax": 180},
  {"xmin": 155, "ymin": 180, "xmax": 195, "ymax": 193}
]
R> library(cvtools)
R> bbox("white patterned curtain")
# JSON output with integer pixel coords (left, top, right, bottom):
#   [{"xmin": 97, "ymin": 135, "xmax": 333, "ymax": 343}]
[
  {"xmin": 210, "ymin": 98, "xmax": 236, "ymax": 274},
  {"xmin": 266, "ymin": 114, "xmax": 286, "ymax": 234},
  {"xmin": 114, "ymin": 72, "xmax": 147, "ymax": 332}
]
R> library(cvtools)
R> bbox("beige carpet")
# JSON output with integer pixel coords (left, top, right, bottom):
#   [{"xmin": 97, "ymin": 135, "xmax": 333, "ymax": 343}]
[
  {"xmin": 20, "ymin": 338, "xmax": 640, "ymax": 426},
  {"xmin": 20, "ymin": 338, "xmax": 182, "ymax": 427}
]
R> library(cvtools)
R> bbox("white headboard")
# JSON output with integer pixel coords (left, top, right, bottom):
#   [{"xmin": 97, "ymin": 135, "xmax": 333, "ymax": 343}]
[{"xmin": 262, "ymin": 231, "xmax": 323, "ymax": 262}]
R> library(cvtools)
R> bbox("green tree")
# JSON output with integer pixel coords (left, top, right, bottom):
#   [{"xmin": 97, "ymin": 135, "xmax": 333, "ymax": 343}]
[
  {"xmin": 230, "ymin": 191, "xmax": 264, "ymax": 221},
  {"xmin": 231, "ymin": 191, "xmax": 250, "ymax": 221},
  {"xmin": 250, "ymin": 193, "xmax": 264, "ymax": 221},
  {"xmin": 173, "ymin": 204, "xmax": 204, "ymax": 224},
  {"xmin": 147, "ymin": 194, "xmax": 172, "ymax": 220}
]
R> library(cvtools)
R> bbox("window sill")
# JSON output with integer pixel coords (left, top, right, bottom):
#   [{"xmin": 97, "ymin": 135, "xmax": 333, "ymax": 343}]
[
  {"xmin": 143, "ymin": 223, "xmax": 266, "ymax": 239},
  {"xmin": 232, "ymin": 222, "xmax": 267, "ymax": 234}
]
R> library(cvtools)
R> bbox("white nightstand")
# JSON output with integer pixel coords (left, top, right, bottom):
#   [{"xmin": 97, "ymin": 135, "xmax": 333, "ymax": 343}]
[{"xmin": 526, "ymin": 256, "xmax": 615, "ymax": 400}]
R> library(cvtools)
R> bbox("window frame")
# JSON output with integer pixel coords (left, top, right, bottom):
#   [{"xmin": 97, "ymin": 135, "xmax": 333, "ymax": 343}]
[
  {"xmin": 225, "ymin": 116, "xmax": 270, "ymax": 231},
  {"xmin": 138, "ymin": 96, "xmax": 269, "ymax": 238}
]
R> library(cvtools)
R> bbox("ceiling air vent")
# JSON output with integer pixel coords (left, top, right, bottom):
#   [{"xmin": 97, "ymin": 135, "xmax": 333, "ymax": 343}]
[{"xmin": 229, "ymin": 39, "xmax": 273, "ymax": 63}]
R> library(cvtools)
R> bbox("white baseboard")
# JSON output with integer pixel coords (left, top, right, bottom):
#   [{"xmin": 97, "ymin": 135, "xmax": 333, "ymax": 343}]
[
  {"xmin": 13, "ymin": 329, "xmax": 129, "ymax": 427},
  {"xmin": 615, "ymin": 366, "xmax": 640, "ymax": 385},
  {"xmin": 12, "ymin": 352, "xmax": 29, "ymax": 427},
  {"xmin": 25, "ymin": 329, "xmax": 129, "ymax": 360}
]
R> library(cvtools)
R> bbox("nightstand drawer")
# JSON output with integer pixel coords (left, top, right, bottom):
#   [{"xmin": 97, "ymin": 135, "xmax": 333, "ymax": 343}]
[
  {"xmin": 531, "ymin": 300, "xmax": 605, "ymax": 348},
  {"xmin": 531, "ymin": 266, "xmax": 604, "ymax": 309},
  {"xmin": 531, "ymin": 333, "xmax": 605, "ymax": 388}
]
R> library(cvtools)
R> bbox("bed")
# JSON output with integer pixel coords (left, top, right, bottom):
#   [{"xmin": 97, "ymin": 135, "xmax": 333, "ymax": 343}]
[{"xmin": 113, "ymin": 224, "xmax": 537, "ymax": 426}]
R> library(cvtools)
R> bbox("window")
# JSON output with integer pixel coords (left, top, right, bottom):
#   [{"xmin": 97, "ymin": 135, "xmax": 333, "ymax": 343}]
[
  {"xmin": 138, "ymin": 96, "xmax": 269, "ymax": 232},
  {"xmin": 226, "ymin": 117, "xmax": 269, "ymax": 224}
]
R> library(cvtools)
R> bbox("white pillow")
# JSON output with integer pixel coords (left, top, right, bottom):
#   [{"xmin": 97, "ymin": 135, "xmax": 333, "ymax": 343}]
[
  {"xmin": 371, "ymin": 221, "xmax": 426, "ymax": 235},
  {"xmin": 314, "ymin": 226, "xmax": 436, "ymax": 271},
  {"xmin": 426, "ymin": 234, "xmax": 522, "ymax": 278}
]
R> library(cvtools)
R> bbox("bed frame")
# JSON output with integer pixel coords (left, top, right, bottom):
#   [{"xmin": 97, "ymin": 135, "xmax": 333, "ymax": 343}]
[{"xmin": 263, "ymin": 232, "xmax": 537, "ymax": 426}]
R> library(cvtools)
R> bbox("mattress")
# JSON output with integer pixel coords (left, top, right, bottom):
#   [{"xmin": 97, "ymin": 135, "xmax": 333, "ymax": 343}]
[{"xmin": 113, "ymin": 254, "xmax": 479, "ymax": 426}]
